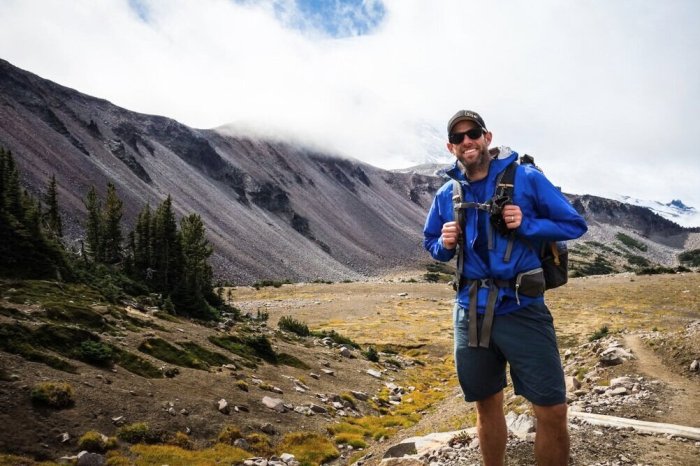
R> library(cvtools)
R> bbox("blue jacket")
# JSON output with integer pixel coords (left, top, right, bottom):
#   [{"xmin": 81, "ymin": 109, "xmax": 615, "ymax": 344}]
[{"xmin": 423, "ymin": 147, "xmax": 587, "ymax": 314}]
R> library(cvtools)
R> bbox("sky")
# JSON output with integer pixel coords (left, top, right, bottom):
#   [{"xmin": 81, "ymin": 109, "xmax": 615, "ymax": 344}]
[{"xmin": 1, "ymin": 0, "xmax": 699, "ymax": 218}]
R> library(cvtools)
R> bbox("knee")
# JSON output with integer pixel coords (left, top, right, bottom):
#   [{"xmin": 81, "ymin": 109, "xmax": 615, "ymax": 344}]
[
  {"xmin": 476, "ymin": 391, "xmax": 504, "ymax": 417},
  {"xmin": 533, "ymin": 402, "xmax": 567, "ymax": 427}
]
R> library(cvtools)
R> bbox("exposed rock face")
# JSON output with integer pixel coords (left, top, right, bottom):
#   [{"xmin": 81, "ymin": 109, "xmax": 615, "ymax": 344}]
[{"xmin": 0, "ymin": 58, "xmax": 443, "ymax": 284}]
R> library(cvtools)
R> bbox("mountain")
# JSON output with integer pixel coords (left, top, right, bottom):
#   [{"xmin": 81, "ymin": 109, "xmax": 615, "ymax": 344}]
[
  {"xmin": 610, "ymin": 195, "xmax": 700, "ymax": 228},
  {"xmin": 0, "ymin": 59, "xmax": 443, "ymax": 284},
  {"xmin": 0, "ymin": 58, "xmax": 698, "ymax": 283}
]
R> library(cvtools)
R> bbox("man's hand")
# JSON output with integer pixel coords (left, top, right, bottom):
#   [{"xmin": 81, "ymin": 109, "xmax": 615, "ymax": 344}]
[
  {"xmin": 441, "ymin": 221, "xmax": 461, "ymax": 249},
  {"xmin": 502, "ymin": 204, "xmax": 523, "ymax": 230}
]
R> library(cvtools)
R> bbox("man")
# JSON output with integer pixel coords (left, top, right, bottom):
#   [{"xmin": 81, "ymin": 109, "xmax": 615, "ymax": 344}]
[{"xmin": 423, "ymin": 110, "xmax": 587, "ymax": 466}]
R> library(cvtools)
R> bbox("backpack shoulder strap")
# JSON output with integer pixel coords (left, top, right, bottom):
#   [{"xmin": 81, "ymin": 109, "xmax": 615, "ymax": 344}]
[
  {"xmin": 451, "ymin": 179, "xmax": 465, "ymax": 291},
  {"xmin": 495, "ymin": 161, "xmax": 518, "ymax": 262}
]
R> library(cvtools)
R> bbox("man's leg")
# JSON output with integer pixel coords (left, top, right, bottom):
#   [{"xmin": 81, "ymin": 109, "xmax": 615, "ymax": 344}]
[
  {"xmin": 476, "ymin": 390, "xmax": 507, "ymax": 466},
  {"xmin": 532, "ymin": 402, "xmax": 569, "ymax": 466}
]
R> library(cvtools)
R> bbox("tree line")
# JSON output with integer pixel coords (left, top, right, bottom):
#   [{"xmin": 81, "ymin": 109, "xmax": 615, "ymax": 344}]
[{"xmin": 0, "ymin": 146, "xmax": 221, "ymax": 320}]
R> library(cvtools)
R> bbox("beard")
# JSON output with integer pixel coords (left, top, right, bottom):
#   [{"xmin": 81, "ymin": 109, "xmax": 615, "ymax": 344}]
[{"xmin": 458, "ymin": 144, "xmax": 492, "ymax": 176}]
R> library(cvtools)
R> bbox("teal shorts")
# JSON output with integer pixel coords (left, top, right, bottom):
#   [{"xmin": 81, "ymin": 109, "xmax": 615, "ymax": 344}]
[{"xmin": 453, "ymin": 300, "xmax": 566, "ymax": 406}]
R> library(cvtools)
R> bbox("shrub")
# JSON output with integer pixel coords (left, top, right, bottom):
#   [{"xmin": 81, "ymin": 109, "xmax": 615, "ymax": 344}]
[
  {"xmin": 278, "ymin": 316, "xmax": 310, "ymax": 336},
  {"xmin": 679, "ymin": 248, "xmax": 700, "ymax": 267},
  {"xmin": 217, "ymin": 425, "xmax": 243, "ymax": 445},
  {"xmin": 311, "ymin": 329, "xmax": 359, "ymax": 349},
  {"xmin": 30, "ymin": 382, "xmax": 74, "ymax": 408},
  {"xmin": 616, "ymin": 232, "xmax": 647, "ymax": 251},
  {"xmin": 78, "ymin": 431, "xmax": 117, "ymax": 452},
  {"xmin": 78, "ymin": 340, "xmax": 114, "ymax": 366},
  {"xmin": 362, "ymin": 346, "xmax": 379, "ymax": 362},
  {"xmin": 589, "ymin": 325, "xmax": 609, "ymax": 342},
  {"xmin": 424, "ymin": 272, "xmax": 440, "ymax": 283}
]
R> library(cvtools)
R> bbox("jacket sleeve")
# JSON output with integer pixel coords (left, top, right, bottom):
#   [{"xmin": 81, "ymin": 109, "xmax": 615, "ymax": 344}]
[
  {"xmin": 423, "ymin": 187, "xmax": 456, "ymax": 262},
  {"xmin": 516, "ymin": 168, "xmax": 588, "ymax": 241}
]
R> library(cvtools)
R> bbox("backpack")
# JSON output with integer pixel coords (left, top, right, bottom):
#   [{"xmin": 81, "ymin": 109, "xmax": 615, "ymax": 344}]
[{"xmin": 451, "ymin": 154, "xmax": 569, "ymax": 293}]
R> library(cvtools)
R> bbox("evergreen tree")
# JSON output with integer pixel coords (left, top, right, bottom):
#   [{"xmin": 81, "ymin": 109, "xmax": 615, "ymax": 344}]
[
  {"xmin": 132, "ymin": 204, "xmax": 152, "ymax": 282},
  {"xmin": 43, "ymin": 174, "xmax": 63, "ymax": 238},
  {"xmin": 84, "ymin": 186, "xmax": 102, "ymax": 263},
  {"xmin": 151, "ymin": 196, "xmax": 182, "ymax": 294},
  {"xmin": 0, "ymin": 147, "xmax": 69, "ymax": 279},
  {"xmin": 102, "ymin": 183, "xmax": 123, "ymax": 264},
  {"xmin": 1, "ymin": 149, "xmax": 23, "ymax": 220},
  {"xmin": 173, "ymin": 213, "xmax": 215, "ymax": 318}
]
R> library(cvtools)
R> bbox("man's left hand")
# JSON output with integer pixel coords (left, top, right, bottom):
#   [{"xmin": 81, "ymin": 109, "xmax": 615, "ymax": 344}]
[{"xmin": 502, "ymin": 204, "xmax": 522, "ymax": 230}]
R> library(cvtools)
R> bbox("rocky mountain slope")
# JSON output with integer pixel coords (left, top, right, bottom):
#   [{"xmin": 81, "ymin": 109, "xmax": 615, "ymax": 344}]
[
  {"xmin": 0, "ymin": 59, "xmax": 441, "ymax": 284},
  {"xmin": 1, "ymin": 58, "xmax": 698, "ymax": 284}
]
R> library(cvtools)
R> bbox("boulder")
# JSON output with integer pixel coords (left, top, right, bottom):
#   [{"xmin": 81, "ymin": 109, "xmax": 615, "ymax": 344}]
[
  {"xmin": 218, "ymin": 399, "xmax": 230, "ymax": 414},
  {"xmin": 77, "ymin": 451, "xmax": 105, "ymax": 466},
  {"xmin": 262, "ymin": 396, "xmax": 286, "ymax": 413}
]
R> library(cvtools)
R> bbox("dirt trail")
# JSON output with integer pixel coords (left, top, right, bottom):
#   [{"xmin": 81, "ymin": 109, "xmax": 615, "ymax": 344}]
[{"xmin": 624, "ymin": 334, "xmax": 700, "ymax": 427}]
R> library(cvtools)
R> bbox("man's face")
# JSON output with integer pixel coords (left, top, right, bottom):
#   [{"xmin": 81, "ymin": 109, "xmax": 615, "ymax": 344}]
[{"xmin": 447, "ymin": 120, "xmax": 492, "ymax": 169}]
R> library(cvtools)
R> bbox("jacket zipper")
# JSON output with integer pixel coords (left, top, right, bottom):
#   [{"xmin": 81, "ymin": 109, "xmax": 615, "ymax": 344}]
[{"xmin": 514, "ymin": 267, "xmax": 543, "ymax": 305}]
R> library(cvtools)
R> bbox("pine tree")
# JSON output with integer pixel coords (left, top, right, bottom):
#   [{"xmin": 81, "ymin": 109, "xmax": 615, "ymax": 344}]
[
  {"xmin": 132, "ymin": 204, "xmax": 152, "ymax": 281},
  {"xmin": 43, "ymin": 174, "xmax": 63, "ymax": 238},
  {"xmin": 151, "ymin": 196, "xmax": 181, "ymax": 294},
  {"xmin": 84, "ymin": 186, "xmax": 102, "ymax": 263},
  {"xmin": 2, "ymin": 149, "xmax": 23, "ymax": 221},
  {"xmin": 102, "ymin": 183, "xmax": 123, "ymax": 264},
  {"xmin": 174, "ymin": 213, "xmax": 215, "ymax": 318}
]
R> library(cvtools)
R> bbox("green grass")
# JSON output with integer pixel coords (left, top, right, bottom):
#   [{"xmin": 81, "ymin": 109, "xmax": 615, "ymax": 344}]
[
  {"xmin": 137, "ymin": 338, "xmax": 210, "ymax": 370},
  {"xmin": 177, "ymin": 341, "xmax": 234, "ymax": 367},
  {"xmin": 0, "ymin": 323, "xmax": 78, "ymax": 373},
  {"xmin": 679, "ymin": 248, "xmax": 700, "ymax": 267}
]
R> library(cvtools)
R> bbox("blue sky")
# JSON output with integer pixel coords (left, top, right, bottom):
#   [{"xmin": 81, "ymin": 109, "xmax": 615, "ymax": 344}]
[{"xmin": 1, "ymin": 0, "xmax": 699, "ymax": 220}]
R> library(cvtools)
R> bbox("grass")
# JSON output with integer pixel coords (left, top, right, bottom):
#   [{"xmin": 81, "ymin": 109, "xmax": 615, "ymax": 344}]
[
  {"xmin": 78, "ymin": 431, "xmax": 117, "ymax": 452},
  {"xmin": 276, "ymin": 432, "xmax": 339, "ymax": 466},
  {"xmin": 137, "ymin": 338, "xmax": 210, "ymax": 370},
  {"xmin": 0, "ymin": 323, "xmax": 78, "ymax": 373},
  {"xmin": 126, "ymin": 443, "xmax": 250, "ymax": 465}
]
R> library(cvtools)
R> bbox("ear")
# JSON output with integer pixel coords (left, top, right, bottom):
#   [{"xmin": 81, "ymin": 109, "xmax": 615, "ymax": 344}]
[
  {"xmin": 484, "ymin": 131, "xmax": 493, "ymax": 145},
  {"xmin": 446, "ymin": 142, "xmax": 455, "ymax": 154}
]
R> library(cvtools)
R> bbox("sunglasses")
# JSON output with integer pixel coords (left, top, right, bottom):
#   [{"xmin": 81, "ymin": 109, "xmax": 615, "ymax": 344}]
[{"xmin": 449, "ymin": 127, "xmax": 484, "ymax": 144}]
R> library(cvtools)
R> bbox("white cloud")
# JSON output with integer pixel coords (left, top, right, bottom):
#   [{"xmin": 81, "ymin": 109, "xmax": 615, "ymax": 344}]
[{"xmin": 1, "ymin": 0, "xmax": 699, "ymax": 214}]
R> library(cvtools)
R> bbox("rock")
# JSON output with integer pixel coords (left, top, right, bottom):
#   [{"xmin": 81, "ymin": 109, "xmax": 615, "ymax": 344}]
[
  {"xmin": 599, "ymin": 347, "xmax": 633, "ymax": 366},
  {"xmin": 59, "ymin": 432, "xmax": 70, "ymax": 443},
  {"xmin": 234, "ymin": 438, "xmax": 250, "ymax": 450},
  {"xmin": 398, "ymin": 292, "xmax": 408, "ymax": 297},
  {"xmin": 380, "ymin": 457, "xmax": 425, "ymax": 466},
  {"xmin": 609, "ymin": 387, "xmax": 628, "ymax": 396},
  {"xmin": 262, "ymin": 396, "xmax": 286, "ymax": 413},
  {"xmin": 321, "ymin": 369, "xmax": 335, "ymax": 376},
  {"xmin": 77, "ymin": 451, "xmax": 105, "ymax": 466},
  {"xmin": 565, "ymin": 376, "xmax": 581, "ymax": 392},
  {"xmin": 367, "ymin": 369, "xmax": 382, "ymax": 378},
  {"xmin": 352, "ymin": 390, "xmax": 370, "ymax": 401},
  {"xmin": 309, "ymin": 404, "xmax": 328, "ymax": 414},
  {"xmin": 505, "ymin": 411, "xmax": 536, "ymax": 437},
  {"xmin": 690, "ymin": 359, "xmax": 699, "ymax": 371},
  {"xmin": 218, "ymin": 399, "xmax": 230, "ymax": 414},
  {"xmin": 272, "ymin": 386, "xmax": 284, "ymax": 394},
  {"xmin": 309, "ymin": 372, "xmax": 320, "ymax": 380},
  {"xmin": 261, "ymin": 423, "xmax": 277, "ymax": 435},
  {"xmin": 383, "ymin": 442, "xmax": 418, "ymax": 458},
  {"xmin": 111, "ymin": 416, "xmax": 126, "ymax": 426},
  {"xmin": 280, "ymin": 453, "xmax": 296, "ymax": 463},
  {"xmin": 339, "ymin": 347, "xmax": 353, "ymax": 358},
  {"xmin": 610, "ymin": 376, "xmax": 634, "ymax": 387}
]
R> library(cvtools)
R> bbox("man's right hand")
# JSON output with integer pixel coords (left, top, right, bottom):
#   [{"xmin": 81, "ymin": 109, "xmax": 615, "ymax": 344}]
[{"xmin": 441, "ymin": 221, "xmax": 461, "ymax": 249}]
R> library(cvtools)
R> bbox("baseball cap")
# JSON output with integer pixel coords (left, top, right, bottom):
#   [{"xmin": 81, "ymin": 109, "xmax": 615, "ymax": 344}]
[{"xmin": 447, "ymin": 110, "xmax": 486, "ymax": 134}]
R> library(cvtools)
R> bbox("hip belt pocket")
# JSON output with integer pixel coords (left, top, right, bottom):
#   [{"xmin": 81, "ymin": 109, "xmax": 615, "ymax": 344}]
[{"xmin": 515, "ymin": 267, "xmax": 546, "ymax": 300}]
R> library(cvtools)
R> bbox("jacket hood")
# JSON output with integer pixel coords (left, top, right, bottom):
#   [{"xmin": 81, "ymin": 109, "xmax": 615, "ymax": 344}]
[{"xmin": 445, "ymin": 146, "xmax": 518, "ymax": 184}]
